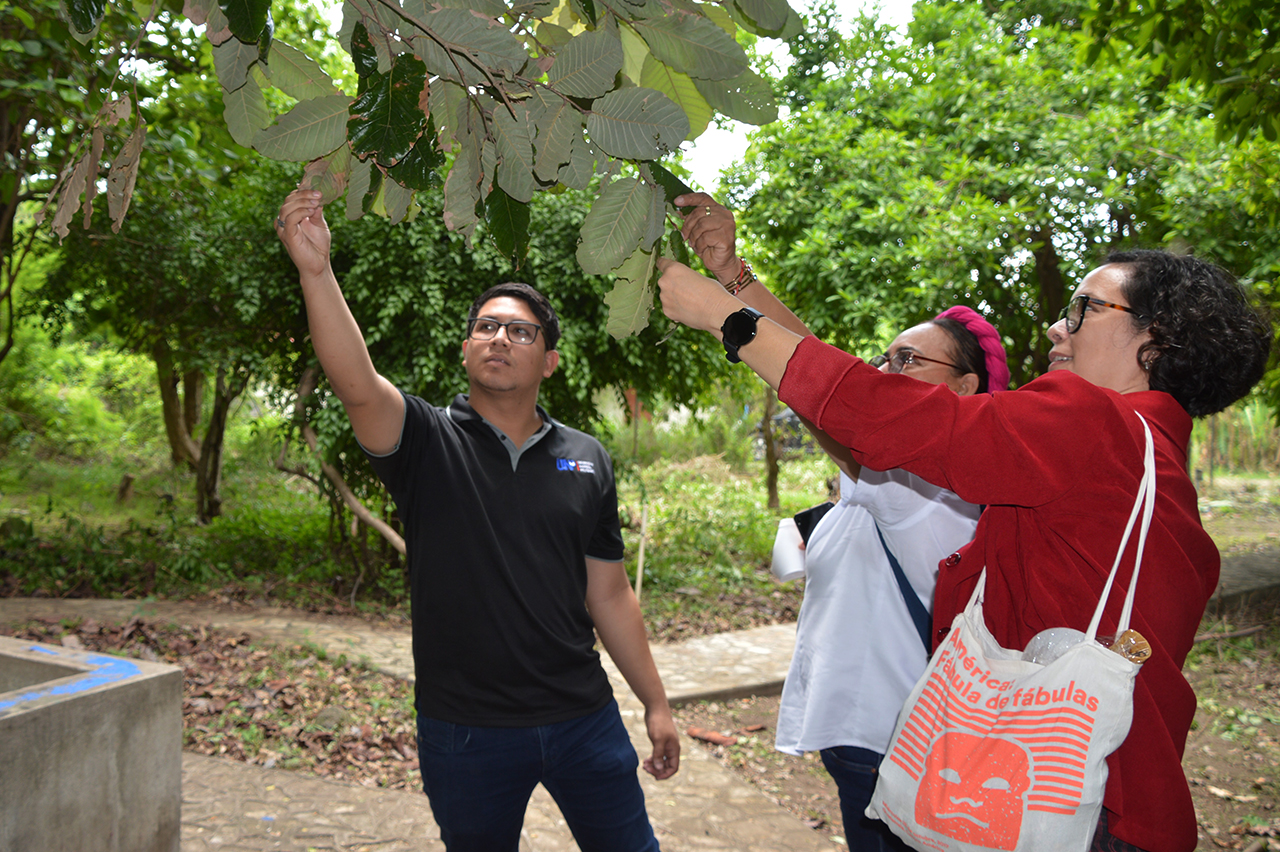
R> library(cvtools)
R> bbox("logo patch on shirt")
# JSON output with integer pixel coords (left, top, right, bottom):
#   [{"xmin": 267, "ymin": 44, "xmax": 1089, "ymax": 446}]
[{"xmin": 556, "ymin": 458, "xmax": 595, "ymax": 473}]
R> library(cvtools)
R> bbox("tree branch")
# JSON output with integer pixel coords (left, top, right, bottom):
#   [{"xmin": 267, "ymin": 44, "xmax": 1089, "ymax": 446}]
[{"xmin": 293, "ymin": 365, "xmax": 406, "ymax": 555}]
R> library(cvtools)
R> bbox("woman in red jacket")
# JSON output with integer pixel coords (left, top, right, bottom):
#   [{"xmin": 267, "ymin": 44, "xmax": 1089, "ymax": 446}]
[{"xmin": 656, "ymin": 246, "xmax": 1271, "ymax": 852}]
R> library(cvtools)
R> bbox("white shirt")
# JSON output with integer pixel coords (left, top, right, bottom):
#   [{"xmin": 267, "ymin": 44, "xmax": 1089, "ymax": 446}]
[{"xmin": 775, "ymin": 469, "xmax": 980, "ymax": 756}]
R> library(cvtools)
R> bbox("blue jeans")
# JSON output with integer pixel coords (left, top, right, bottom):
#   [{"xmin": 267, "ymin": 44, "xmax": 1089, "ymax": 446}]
[
  {"xmin": 820, "ymin": 746, "xmax": 909, "ymax": 852},
  {"xmin": 416, "ymin": 699, "xmax": 660, "ymax": 852}
]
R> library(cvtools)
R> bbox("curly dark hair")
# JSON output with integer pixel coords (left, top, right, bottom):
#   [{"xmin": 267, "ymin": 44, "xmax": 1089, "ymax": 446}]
[
  {"xmin": 1107, "ymin": 250, "xmax": 1273, "ymax": 417},
  {"xmin": 931, "ymin": 317, "xmax": 991, "ymax": 394},
  {"xmin": 467, "ymin": 282, "xmax": 561, "ymax": 351}
]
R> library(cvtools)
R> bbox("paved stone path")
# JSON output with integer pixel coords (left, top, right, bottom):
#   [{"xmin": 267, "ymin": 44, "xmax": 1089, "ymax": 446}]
[{"xmin": 1, "ymin": 547, "xmax": 1276, "ymax": 851}]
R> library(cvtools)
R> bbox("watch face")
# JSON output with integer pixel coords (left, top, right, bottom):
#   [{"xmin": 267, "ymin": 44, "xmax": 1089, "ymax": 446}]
[{"xmin": 723, "ymin": 309, "xmax": 761, "ymax": 347}]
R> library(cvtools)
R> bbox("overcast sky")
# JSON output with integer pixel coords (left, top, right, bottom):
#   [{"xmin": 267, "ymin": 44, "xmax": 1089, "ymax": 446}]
[{"xmin": 680, "ymin": 0, "xmax": 915, "ymax": 192}]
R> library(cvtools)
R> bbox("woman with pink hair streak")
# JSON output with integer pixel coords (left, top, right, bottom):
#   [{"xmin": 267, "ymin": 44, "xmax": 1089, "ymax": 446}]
[{"xmin": 676, "ymin": 194, "xmax": 1010, "ymax": 852}]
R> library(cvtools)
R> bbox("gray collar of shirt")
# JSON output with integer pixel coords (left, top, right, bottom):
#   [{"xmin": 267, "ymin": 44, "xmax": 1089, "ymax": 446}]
[{"xmin": 478, "ymin": 413, "xmax": 553, "ymax": 470}]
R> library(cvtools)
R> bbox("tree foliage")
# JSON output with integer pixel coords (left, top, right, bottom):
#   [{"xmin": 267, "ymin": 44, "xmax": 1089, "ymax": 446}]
[
  {"xmin": 724, "ymin": 1, "xmax": 1280, "ymax": 386},
  {"xmin": 47, "ymin": 0, "xmax": 801, "ymax": 338},
  {"xmin": 1085, "ymin": 0, "xmax": 1280, "ymax": 143},
  {"xmin": 0, "ymin": 0, "xmax": 207, "ymax": 370}
]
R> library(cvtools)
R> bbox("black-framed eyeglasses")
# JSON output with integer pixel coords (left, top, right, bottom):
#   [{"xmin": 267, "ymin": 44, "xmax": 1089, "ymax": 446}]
[
  {"xmin": 1058, "ymin": 295, "xmax": 1144, "ymax": 334},
  {"xmin": 467, "ymin": 317, "xmax": 542, "ymax": 346},
  {"xmin": 868, "ymin": 349, "xmax": 960, "ymax": 373}
]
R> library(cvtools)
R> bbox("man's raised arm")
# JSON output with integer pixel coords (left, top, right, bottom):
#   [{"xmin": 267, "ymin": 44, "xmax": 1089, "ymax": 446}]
[{"xmin": 276, "ymin": 189, "xmax": 404, "ymax": 455}]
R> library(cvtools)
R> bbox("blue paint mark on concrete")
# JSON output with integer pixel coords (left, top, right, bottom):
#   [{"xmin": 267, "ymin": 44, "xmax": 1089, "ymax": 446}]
[{"xmin": 0, "ymin": 646, "xmax": 143, "ymax": 714}]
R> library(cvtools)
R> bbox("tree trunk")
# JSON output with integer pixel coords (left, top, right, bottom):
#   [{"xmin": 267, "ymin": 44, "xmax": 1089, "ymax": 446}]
[
  {"xmin": 153, "ymin": 340, "xmax": 200, "ymax": 469},
  {"xmin": 1031, "ymin": 224, "xmax": 1066, "ymax": 377},
  {"xmin": 762, "ymin": 387, "xmax": 780, "ymax": 510},
  {"xmin": 195, "ymin": 367, "xmax": 245, "ymax": 524},
  {"xmin": 183, "ymin": 369, "xmax": 203, "ymax": 441}
]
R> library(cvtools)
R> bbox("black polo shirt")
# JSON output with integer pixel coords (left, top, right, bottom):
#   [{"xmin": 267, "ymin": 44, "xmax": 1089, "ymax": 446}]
[{"xmin": 365, "ymin": 392, "xmax": 625, "ymax": 726}]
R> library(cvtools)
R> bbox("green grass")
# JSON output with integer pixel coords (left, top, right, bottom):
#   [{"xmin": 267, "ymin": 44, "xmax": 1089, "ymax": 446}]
[
  {"xmin": 618, "ymin": 453, "xmax": 833, "ymax": 595},
  {"xmin": 0, "ymin": 432, "xmax": 408, "ymax": 610},
  {"xmin": 0, "ymin": 408, "xmax": 835, "ymax": 616}
]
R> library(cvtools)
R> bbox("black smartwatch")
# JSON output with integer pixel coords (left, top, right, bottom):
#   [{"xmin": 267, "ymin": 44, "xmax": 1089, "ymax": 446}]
[{"xmin": 720, "ymin": 307, "xmax": 764, "ymax": 363}]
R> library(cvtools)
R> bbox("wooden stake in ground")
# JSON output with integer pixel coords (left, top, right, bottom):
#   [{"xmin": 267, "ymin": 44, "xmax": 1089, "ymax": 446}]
[{"xmin": 634, "ymin": 504, "xmax": 648, "ymax": 602}]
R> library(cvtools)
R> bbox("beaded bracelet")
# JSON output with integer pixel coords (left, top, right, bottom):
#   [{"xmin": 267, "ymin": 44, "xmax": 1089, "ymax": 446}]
[{"xmin": 724, "ymin": 259, "xmax": 756, "ymax": 296}]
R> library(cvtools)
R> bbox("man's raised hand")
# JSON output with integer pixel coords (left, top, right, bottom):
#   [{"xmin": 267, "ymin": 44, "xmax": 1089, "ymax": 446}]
[{"xmin": 276, "ymin": 189, "xmax": 332, "ymax": 279}]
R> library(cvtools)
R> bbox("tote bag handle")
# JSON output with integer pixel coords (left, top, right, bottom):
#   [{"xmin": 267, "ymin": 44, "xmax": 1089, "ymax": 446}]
[{"xmin": 1084, "ymin": 413, "xmax": 1156, "ymax": 642}]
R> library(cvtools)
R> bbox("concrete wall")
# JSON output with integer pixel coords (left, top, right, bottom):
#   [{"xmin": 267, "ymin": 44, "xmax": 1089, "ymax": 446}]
[{"xmin": 0, "ymin": 636, "xmax": 182, "ymax": 852}]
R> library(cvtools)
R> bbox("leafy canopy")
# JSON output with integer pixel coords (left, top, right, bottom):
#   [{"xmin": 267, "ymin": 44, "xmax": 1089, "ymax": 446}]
[
  {"xmin": 725, "ymin": 1, "xmax": 1280, "ymax": 386},
  {"xmin": 1085, "ymin": 0, "xmax": 1280, "ymax": 143},
  {"xmin": 50, "ymin": 0, "xmax": 802, "ymax": 337}
]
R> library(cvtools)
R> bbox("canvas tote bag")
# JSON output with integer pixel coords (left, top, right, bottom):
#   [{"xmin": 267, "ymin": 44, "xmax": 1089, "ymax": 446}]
[{"xmin": 867, "ymin": 415, "xmax": 1157, "ymax": 852}]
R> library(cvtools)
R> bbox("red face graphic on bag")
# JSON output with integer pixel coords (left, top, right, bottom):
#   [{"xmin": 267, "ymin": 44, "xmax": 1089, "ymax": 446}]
[{"xmin": 915, "ymin": 731, "xmax": 1032, "ymax": 850}]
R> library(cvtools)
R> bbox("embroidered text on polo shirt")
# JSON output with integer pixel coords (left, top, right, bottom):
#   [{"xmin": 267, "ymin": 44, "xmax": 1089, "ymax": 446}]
[{"xmin": 556, "ymin": 458, "xmax": 596, "ymax": 473}]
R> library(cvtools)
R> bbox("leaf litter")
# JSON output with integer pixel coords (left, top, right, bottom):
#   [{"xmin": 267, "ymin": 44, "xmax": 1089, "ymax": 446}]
[{"xmin": 2, "ymin": 616, "xmax": 421, "ymax": 791}]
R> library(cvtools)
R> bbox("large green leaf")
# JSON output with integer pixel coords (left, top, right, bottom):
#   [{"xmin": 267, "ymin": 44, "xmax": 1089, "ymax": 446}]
[
  {"xmin": 183, "ymin": 0, "xmax": 215, "ymax": 26},
  {"xmin": 631, "ymin": 13, "xmax": 747, "ymax": 81},
  {"xmin": 301, "ymin": 145, "xmax": 352, "ymax": 204},
  {"xmin": 603, "ymin": 247, "xmax": 658, "ymax": 338},
  {"xmin": 494, "ymin": 104, "xmax": 536, "ymax": 203},
  {"xmin": 65, "ymin": 0, "xmax": 106, "ymax": 35},
  {"xmin": 531, "ymin": 89, "xmax": 581, "ymax": 182},
  {"xmin": 732, "ymin": 0, "xmax": 787, "ymax": 33},
  {"xmin": 443, "ymin": 131, "xmax": 482, "ymax": 241},
  {"xmin": 212, "ymin": 35, "xmax": 259, "ymax": 92},
  {"xmin": 264, "ymin": 41, "xmax": 338, "ymax": 100},
  {"xmin": 204, "ymin": 2, "xmax": 232, "ymax": 45},
  {"xmin": 223, "ymin": 71, "xmax": 271, "ymax": 146},
  {"xmin": 511, "ymin": 0, "xmax": 556, "ymax": 15},
  {"xmin": 346, "ymin": 156, "xmax": 373, "ymax": 220},
  {"xmin": 348, "ymin": 54, "xmax": 429, "ymax": 165},
  {"xmin": 644, "ymin": 160, "xmax": 696, "ymax": 211},
  {"xmin": 343, "ymin": 0, "xmax": 401, "ymax": 72},
  {"xmin": 387, "ymin": 127, "xmax": 444, "ymax": 190},
  {"xmin": 536, "ymin": 21, "xmax": 574, "ymax": 50},
  {"xmin": 576, "ymin": 176, "xmax": 657, "ymax": 274},
  {"xmin": 642, "ymin": 175, "xmax": 666, "ymax": 247},
  {"xmin": 640, "ymin": 55, "xmax": 710, "ymax": 140},
  {"xmin": 485, "ymin": 187, "xmax": 531, "ymax": 267},
  {"xmin": 700, "ymin": 2, "xmax": 736, "ymax": 36},
  {"xmin": 619, "ymin": 21, "xmax": 649, "ymax": 84},
  {"xmin": 407, "ymin": 7, "xmax": 528, "ymax": 85},
  {"xmin": 558, "ymin": 134, "xmax": 595, "ymax": 190},
  {"xmin": 428, "ymin": 79, "xmax": 470, "ymax": 152},
  {"xmin": 349, "ymin": 21, "xmax": 379, "ymax": 77},
  {"xmin": 217, "ymin": 0, "xmax": 269, "ymax": 43},
  {"xmin": 726, "ymin": 1, "xmax": 801, "ymax": 37},
  {"xmin": 692, "ymin": 69, "xmax": 777, "ymax": 125},
  {"xmin": 570, "ymin": 0, "xmax": 596, "ymax": 27},
  {"xmin": 363, "ymin": 165, "xmax": 384, "ymax": 215},
  {"xmin": 382, "ymin": 179, "xmax": 414, "ymax": 224},
  {"xmin": 547, "ymin": 25, "xmax": 623, "ymax": 98},
  {"xmin": 256, "ymin": 11, "xmax": 274, "ymax": 63},
  {"xmin": 431, "ymin": 0, "xmax": 507, "ymax": 18},
  {"xmin": 481, "ymin": 136, "xmax": 497, "ymax": 197},
  {"xmin": 253, "ymin": 94, "xmax": 352, "ymax": 161},
  {"xmin": 586, "ymin": 87, "xmax": 688, "ymax": 160}
]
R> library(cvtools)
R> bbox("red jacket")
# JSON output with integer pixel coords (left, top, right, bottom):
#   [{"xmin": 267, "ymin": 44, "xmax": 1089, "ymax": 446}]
[{"xmin": 780, "ymin": 336, "xmax": 1215, "ymax": 852}]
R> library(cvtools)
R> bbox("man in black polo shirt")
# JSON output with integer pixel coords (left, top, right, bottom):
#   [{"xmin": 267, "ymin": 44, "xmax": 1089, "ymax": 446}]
[{"xmin": 276, "ymin": 188, "xmax": 679, "ymax": 851}]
